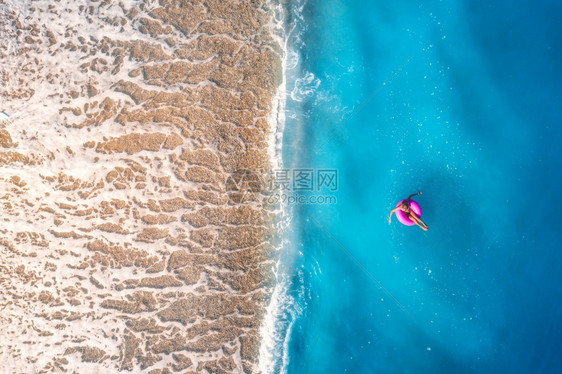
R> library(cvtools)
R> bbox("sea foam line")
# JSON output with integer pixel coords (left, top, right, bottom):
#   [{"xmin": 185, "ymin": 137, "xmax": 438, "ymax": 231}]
[
  {"xmin": 259, "ymin": 0, "xmax": 311, "ymax": 372},
  {"xmin": 258, "ymin": 0, "xmax": 293, "ymax": 373}
]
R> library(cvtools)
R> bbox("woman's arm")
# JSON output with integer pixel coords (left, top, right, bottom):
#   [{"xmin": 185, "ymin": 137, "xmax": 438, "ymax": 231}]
[
  {"xmin": 406, "ymin": 191, "xmax": 422, "ymax": 201},
  {"xmin": 388, "ymin": 208, "xmax": 398, "ymax": 223}
]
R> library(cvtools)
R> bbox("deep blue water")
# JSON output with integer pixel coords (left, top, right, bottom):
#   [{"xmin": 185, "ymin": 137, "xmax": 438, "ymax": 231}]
[{"xmin": 279, "ymin": 0, "xmax": 562, "ymax": 373}]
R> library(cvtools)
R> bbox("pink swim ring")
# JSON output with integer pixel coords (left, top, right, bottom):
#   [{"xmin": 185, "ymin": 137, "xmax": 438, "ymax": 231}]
[{"xmin": 396, "ymin": 199, "xmax": 422, "ymax": 226}]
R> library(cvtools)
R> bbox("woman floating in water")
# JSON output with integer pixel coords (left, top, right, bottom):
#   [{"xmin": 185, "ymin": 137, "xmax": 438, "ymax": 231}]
[{"xmin": 388, "ymin": 191, "xmax": 428, "ymax": 231}]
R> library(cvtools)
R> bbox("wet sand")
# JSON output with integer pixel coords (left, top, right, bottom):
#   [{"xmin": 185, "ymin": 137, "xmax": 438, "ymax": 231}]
[{"xmin": 0, "ymin": 0, "xmax": 282, "ymax": 372}]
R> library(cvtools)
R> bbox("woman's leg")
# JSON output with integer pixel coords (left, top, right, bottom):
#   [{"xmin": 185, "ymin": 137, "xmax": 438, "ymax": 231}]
[
  {"xmin": 409, "ymin": 213, "xmax": 428, "ymax": 231},
  {"xmin": 417, "ymin": 219, "xmax": 428, "ymax": 231}
]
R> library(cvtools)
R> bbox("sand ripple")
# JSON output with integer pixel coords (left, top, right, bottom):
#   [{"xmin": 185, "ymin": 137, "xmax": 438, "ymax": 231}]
[{"xmin": 0, "ymin": 0, "xmax": 281, "ymax": 372}]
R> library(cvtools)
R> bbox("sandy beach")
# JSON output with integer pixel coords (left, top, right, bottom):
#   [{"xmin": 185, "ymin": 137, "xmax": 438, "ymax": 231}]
[{"xmin": 0, "ymin": 0, "xmax": 282, "ymax": 372}]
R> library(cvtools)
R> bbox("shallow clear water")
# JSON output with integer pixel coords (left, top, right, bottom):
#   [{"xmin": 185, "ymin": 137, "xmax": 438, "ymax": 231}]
[{"xmin": 280, "ymin": 0, "xmax": 562, "ymax": 373}]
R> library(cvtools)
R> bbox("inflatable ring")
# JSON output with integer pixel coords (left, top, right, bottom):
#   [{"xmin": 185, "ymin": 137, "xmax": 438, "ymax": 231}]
[{"xmin": 396, "ymin": 199, "xmax": 422, "ymax": 226}]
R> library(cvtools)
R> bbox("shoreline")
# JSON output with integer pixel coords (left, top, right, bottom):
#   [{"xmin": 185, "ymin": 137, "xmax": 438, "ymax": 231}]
[
  {"xmin": 259, "ymin": 0, "xmax": 288, "ymax": 371},
  {"xmin": 258, "ymin": 0, "xmax": 309, "ymax": 371}
]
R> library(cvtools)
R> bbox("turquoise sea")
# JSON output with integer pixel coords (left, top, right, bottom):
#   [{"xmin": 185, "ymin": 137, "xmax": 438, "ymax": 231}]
[{"xmin": 274, "ymin": 0, "xmax": 562, "ymax": 373}]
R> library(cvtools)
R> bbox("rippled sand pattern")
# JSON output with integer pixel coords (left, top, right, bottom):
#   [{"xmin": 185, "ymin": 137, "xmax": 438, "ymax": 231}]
[{"xmin": 0, "ymin": 0, "xmax": 281, "ymax": 372}]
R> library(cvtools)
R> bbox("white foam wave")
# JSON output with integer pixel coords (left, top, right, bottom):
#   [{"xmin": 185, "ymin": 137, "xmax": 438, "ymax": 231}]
[
  {"xmin": 259, "ymin": 270, "xmax": 300, "ymax": 374},
  {"xmin": 259, "ymin": 0, "xmax": 304, "ymax": 372},
  {"xmin": 259, "ymin": 1, "xmax": 292, "ymax": 372},
  {"xmin": 290, "ymin": 72, "xmax": 321, "ymax": 102},
  {"xmin": 286, "ymin": 49, "xmax": 300, "ymax": 70},
  {"xmin": 259, "ymin": 0, "xmax": 310, "ymax": 372}
]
